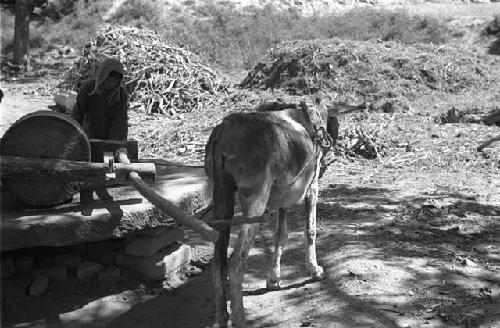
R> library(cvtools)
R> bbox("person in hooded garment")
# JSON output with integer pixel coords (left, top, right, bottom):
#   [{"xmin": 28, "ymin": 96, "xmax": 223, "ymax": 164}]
[
  {"xmin": 71, "ymin": 58, "xmax": 128, "ymax": 203},
  {"xmin": 72, "ymin": 58, "xmax": 128, "ymax": 140}
]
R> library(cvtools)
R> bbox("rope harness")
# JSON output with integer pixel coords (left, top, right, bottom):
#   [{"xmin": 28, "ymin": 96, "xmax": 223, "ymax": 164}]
[
  {"xmin": 272, "ymin": 100, "xmax": 334, "ymax": 195},
  {"xmin": 300, "ymin": 100, "xmax": 334, "ymax": 169}
]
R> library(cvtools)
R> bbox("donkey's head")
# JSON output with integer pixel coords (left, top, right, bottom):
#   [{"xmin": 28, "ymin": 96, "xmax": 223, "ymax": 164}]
[
  {"xmin": 298, "ymin": 96, "xmax": 341, "ymax": 179},
  {"xmin": 300, "ymin": 96, "xmax": 339, "ymax": 146}
]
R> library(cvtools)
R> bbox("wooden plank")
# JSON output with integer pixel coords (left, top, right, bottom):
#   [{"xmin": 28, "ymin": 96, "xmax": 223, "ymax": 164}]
[{"xmin": 0, "ymin": 155, "xmax": 155, "ymax": 183}]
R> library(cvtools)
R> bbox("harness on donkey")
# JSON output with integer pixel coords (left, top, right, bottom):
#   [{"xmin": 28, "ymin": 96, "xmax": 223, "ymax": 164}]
[{"xmin": 263, "ymin": 99, "xmax": 334, "ymax": 188}]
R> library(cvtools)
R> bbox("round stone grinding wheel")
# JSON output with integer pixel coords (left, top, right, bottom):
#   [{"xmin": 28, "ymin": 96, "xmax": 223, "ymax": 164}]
[{"xmin": 1, "ymin": 111, "xmax": 91, "ymax": 207}]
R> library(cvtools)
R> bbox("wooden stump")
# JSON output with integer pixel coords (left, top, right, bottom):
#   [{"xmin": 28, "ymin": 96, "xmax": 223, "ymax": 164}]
[{"xmin": 1, "ymin": 111, "xmax": 91, "ymax": 206}]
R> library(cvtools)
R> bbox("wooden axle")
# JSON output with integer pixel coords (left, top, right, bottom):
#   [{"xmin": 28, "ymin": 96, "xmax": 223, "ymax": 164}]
[{"xmin": 0, "ymin": 155, "xmax": 156, "ymax": 183}]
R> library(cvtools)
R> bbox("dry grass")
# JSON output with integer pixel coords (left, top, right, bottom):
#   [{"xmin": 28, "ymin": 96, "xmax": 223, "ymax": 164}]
[{"xmin": 400, "ymin": 3, "xmax": 500, "ymax": 19}]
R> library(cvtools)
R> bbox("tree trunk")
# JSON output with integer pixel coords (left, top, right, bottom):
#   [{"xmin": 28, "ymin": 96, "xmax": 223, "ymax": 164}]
[{"xmin": 13, "ymin": 0, "xmax": 31, "ymax": 68}]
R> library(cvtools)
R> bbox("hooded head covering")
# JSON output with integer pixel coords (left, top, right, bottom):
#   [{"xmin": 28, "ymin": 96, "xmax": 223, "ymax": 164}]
[{"xmin": 89, "ymin": 57, "xmax": 126, "ymax": 106}]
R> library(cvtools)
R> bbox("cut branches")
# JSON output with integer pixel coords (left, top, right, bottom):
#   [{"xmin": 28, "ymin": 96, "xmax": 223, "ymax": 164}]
[{"xmin": 59, "ymin": 25, "xmax": 227, "ymax": 115}]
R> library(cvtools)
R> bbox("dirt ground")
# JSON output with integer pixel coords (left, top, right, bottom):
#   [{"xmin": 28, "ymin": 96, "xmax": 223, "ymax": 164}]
[
  {"xmin": 1, "ymin": 79, "xmax": 500, "ymax": 328},
  {"xmin": 2, "ymin": 10, "xmax": 500, "ymax": 327},
  {"xmin": 0, "ymin": 80, "xmax": 55, "ymax": 136}
]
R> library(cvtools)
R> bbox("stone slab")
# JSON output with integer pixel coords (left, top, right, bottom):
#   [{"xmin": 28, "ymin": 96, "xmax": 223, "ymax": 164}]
[
  {"xmin": 125, "ymin": 227, "xmax": 185, "ymax": 257},
  {"xmin": 0, "ymin": 161, "xmax": 211, "ymax": 251},
  {"xmin": 117, "ymin": 243, "xmax": 192, "ymax": 279},
  {"xmin": 1, "ymin": 258, "xmax": 16, "ymax": 278},
  {"xmin": 33, "ymin": 265, "xmax": 68, "ymax": 281},
  {"xmin": 77, "ymin": 261, "xmax": 104, "ymax": 280}
]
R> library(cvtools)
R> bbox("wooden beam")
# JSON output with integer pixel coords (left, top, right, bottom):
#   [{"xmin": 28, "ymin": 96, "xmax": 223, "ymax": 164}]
[
  {"xmin": 209, "ymin": 216, "xmax": 269, "ymax": 226},
  {"xmin": 477, "ymin": 135, "xmax": 500, "ymax": 152},
  {"xmin": 117, "ymin": 152, "xmax": 219, "ymax": 242},
  {"xmin": 0, "ymin": 155, "xmax": 155, "ymax": 183}
]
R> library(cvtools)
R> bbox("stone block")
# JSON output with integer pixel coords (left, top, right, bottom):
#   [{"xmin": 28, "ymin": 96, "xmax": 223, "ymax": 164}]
[
  {"xmin": 1, "ymin": 258, "xmax": 16, "ymax": 279},
  {"xmin": 2, "ymin": 276, "xmax": 30, "ymax": 298},
  {"xmin": 54, "ymin": 252, "xmax": 81, "ymax": 269},
  {"xmin": 33, "ymin": 265, "xmax": 68, "ymax": 281},
  {"xmin": 125, "ymin": 227, "xmax": 185, "ymax": 257},
  {"xmin": 77, "ymin": 261, "xmax": 104, "ymax": 280},
  {"xmin": 87, "ymin": 241, "xmax": 121, "ymax": 265},
  {"xmin": 29, "ymin": 275, "xmax": 49, "ymax": 296},
  {"xmin": 117, "ymin": 244, "xmax": 192, "ymax": 279},
  {"xmin": 98, "ymin": 266, "xmax": 122, "ymax": 280},
  {"xmin": 15, "ymin": 256, "xmax": 35, "ymax": 272},
  {"xmin": 39, "ymin": 257, "xmax": 53, "ymax": 268}
]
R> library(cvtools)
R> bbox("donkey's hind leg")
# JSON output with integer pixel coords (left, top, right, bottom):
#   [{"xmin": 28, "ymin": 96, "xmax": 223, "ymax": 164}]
[
  {"xmin": 228, "ymin": 179, "xmax": 272, "ymax": 328},
  {"xmin": 213, "ymin": 225, "xmax": 231, "ymax": 327},
  {"xmin": 304, "ymin": 175, "xmax": 324, "ymax": 281},
  {"xmin": 212, "ymin": 171, "xmax": 235, "ymax": 327},
  {"xmin": 266, "ymin": 208, "xmax": 288, "ymax": 291}
]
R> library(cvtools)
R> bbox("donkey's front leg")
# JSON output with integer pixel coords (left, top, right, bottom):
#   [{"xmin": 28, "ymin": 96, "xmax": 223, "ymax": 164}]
[
  {"xmin": 266, "ymin": 208, "xmax": 288, "ymax": 290},
  {"xmin": 304, "ymin": 178, "xmax": 324, "ymax": 281}
]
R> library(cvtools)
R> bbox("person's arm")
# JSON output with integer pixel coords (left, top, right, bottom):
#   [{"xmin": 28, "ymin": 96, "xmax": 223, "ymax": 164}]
[
  {"xmin": 108, "ymin": 90, "xmax": 128, "ymax": 140},
  {"xmin": 71, "ymin": 83, "xmax": 89, "ymax": 125}
]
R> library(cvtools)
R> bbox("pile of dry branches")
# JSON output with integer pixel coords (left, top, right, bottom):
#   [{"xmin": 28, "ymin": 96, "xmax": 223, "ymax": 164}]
[
  {"xmin": 59, "ymin": 25, "xmax": 226, "ymax": 115},
  {"xmin": 335, "ymin": 126, "xmax": 388, "ymax": 161},
  {"xmin": 438, "ymin": 107, "xmax": 500, "ymax": 125},
  {"xmin": 333, "ymin": 114, "xmax": 500, "ymax": 171},
  {"xmin": 240, "ymin": 39, "xmax": 495, "ymax": 109}
]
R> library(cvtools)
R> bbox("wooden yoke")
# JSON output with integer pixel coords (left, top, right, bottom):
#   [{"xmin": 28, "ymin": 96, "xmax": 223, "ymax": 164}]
[{"xmin": 116, "ymin": 152, "xmax": 219, "ymax": 243}]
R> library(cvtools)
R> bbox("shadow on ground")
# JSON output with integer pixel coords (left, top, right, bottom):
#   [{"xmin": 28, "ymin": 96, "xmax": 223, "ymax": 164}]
[
  {"xmin": 5, "ymin": 182, "xmax": 498, "ymax": 328},
  {"xmin": 243, "ymin": 184, "xmax": 500, "ymax": 328},
  {"xmin": 102, "ymin": 182, "xmax": 499, "ymax": 328}
]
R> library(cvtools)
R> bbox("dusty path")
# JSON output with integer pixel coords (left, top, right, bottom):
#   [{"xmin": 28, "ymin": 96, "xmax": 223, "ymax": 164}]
[
  {"xmin": 3, "ymin": 164, "xmax": 499, "ymax": 328},
  {"xmin": 0, "ymin": 80, "xmax": 54, "ymax": 136},
  {"xmin": 2, "ymin": 57, "xmax": 500, "ymax": 327},
  {"xmin": 109, "ymin": 168, "xmax": 500, "ymax": 328}
]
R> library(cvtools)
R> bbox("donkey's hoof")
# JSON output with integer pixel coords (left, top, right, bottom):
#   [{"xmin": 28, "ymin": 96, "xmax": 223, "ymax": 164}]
[
  {"xmin": 311, "ymin": 266, "xmax": 325, "ymax": 281},
  {"xmin": 266, "ymin": 278, "xmax": 280, "ymax": 291}
]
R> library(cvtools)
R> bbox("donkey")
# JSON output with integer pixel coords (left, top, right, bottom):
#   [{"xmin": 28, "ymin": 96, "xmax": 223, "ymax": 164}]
[{"xmin": 204, "ymin": 97, "xmax": 338, "ymax": 328}]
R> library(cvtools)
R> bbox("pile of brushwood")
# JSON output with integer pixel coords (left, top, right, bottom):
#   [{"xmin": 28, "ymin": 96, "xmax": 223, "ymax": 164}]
[
  {"xmin": 240, "ymin": 38, "xmax": 496, "ymax": 112},
  {"xmin": 60, "ymin": 25, "xmax": 226, "ymax": 115}
]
